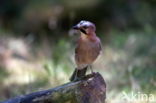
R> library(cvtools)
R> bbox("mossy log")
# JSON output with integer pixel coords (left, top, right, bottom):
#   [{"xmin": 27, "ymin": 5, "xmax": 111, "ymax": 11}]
[{"xmin": 2, "ymin": 72, "xmax": 106, "ymax": 103}]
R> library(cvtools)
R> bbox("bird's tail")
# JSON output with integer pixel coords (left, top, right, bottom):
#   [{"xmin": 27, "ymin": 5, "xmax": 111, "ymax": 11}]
[{"xmin": 70, "ymin": 66, "xmax": 88, "ymax": 81}]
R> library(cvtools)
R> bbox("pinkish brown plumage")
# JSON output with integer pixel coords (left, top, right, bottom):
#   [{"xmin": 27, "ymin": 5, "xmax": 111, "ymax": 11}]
[{"xmin": 70, "ymin": 20, "xmax": 101, "ymax": 81}]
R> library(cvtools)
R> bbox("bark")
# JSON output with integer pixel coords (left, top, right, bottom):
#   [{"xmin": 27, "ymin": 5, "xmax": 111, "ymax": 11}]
[{"xmin": 2, "ymin": 72, "xmax": 106, "ymax": 103}]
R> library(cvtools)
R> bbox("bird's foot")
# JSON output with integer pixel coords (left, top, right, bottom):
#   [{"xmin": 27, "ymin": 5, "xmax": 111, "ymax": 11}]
[
  {"xmin": 92, "ymin": 72, "xmax": 96, "ymax": 75},
  {"xmin": 90, "ymin": 71, "xmax": 96, "ymax": 76},
  {"xmin": 72, "ymin": 76, "xmax": 87, "ymax": 82},
  {"xmin": 72, "ymin": 77, "xmax": 82, "ymax": 82}
]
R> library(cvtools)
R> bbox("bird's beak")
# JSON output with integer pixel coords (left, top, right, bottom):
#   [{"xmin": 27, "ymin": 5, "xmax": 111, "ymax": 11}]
[
  {"xmin": 72, "ymin": 24, "xmax": 87, "ymax": 34},
  {"xmin": 72, "ymin": 25, "xmax": 79, "ymax": 30}
]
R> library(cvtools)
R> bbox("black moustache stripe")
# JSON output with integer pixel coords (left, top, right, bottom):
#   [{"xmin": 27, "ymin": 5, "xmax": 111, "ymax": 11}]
[{"xmin": 80, "ymin": 29, "xmax": 87, "ymax": 34}]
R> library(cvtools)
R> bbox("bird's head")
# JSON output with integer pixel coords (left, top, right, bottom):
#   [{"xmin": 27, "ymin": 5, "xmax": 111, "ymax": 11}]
[{"xmin": 72, "ymin": 20, "xmax": 96, "ymax": 35}]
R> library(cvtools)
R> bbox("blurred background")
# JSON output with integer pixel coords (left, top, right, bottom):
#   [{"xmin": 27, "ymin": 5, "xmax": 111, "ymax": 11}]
[{"xmin": 0, "ymin": 0, "xmax": 156, "ymax": 103}]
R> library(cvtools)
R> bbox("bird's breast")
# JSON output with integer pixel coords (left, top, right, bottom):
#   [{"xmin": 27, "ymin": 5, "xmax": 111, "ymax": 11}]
[{"xmin": 75, "ymin": 37, "xmax": 101, "ymax": 65}]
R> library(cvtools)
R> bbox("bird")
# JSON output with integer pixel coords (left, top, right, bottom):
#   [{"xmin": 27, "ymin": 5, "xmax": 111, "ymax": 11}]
[{"xmin": 70, "ymin": 20, "xmax": 102, "ymax": 81}]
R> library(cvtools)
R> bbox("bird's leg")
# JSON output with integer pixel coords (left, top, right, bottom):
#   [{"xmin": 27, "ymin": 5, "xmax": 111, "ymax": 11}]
[
  {"xmin": 73, "ymin": 69, "xmax": 78, "ymax": 81},
  {"xmin": 70, "ymin": 69, "xmax": 79, "ymax": 81},
  {"xmin": 70, "ymin": 67, "xmax": 88, "ymax": 81},
  {"xmin": 89, "ymin": 65, "xmax": 94, "ymax": 74},
  {"xmin": 73, "ymin": 69, "xmax": 81, "ymax": 81}
]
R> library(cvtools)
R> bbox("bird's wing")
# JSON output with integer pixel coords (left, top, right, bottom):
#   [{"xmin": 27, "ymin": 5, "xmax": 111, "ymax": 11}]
[
  {"xmin": 75, "ymin": 43, "xmax": 80, "ymax": 62},
  {"xmin": 99, "ymin": 42, "xmax": 102, "ymax": 54}
]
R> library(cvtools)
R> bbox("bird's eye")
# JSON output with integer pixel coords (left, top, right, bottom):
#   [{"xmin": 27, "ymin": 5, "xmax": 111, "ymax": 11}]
[{"xmin": 83, "ymin": 26, "xmax": 87, "ymax": 29}]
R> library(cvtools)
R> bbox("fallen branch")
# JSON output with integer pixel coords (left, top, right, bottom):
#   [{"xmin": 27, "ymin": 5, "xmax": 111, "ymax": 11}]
[{"xmin": 2, "ymin": 72, "xmax": 106, "ymax": 103}]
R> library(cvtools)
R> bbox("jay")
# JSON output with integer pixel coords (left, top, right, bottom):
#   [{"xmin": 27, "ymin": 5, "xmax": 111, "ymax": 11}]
[{"xmin": 70, "ymin": 20, "xmax": 102, "ymax": 81}]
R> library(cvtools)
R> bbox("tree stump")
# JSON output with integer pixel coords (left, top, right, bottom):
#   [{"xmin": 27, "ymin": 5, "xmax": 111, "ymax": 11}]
[{"xmin": 1, "ymin": 72, "xmax": 106, "ymax": 103}]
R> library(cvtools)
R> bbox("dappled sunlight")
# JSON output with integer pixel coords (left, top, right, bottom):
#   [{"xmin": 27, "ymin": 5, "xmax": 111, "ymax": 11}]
[
  {"xmin": 0, "ymin": 0, "xmax": 156, "ymax": 102},
  {"xmin": 0, "ymin": 31, "xmax": 156, "ymax": 102},
  {"xmin": 0, "ymin": 30, "xmax": 156, "ymax": 102},
  {"xmin": 93, "ymin": 32, "xmax": 156, "ymax": 103}
]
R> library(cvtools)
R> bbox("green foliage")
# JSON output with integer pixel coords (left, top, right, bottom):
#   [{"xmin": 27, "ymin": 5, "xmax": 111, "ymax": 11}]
[
  {"xmin": 132, "ymin": 66, "xmax": 156, "ymax": 92},
  {"xmin": 0, "ymin": 67, "xmax": 9, "ymax": 81},
  {"xmin": 0, "ymin": 0, "xmax": 156, "ymax": 102}
]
